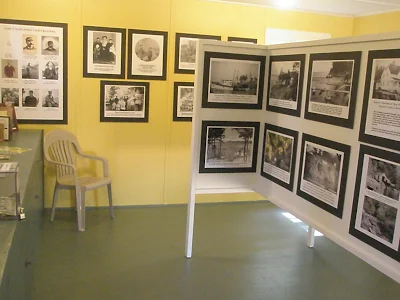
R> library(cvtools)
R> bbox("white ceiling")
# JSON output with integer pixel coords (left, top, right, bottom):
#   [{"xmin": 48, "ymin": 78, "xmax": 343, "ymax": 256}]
[{"xmin": 207, "ymin": 0, "xmax": 400, "ymax": 17}]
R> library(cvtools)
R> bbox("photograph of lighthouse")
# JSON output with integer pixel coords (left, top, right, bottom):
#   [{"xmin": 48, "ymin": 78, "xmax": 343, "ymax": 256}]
[{"xmin": 202, "ymin": 52, "xmax": 265, "ymax": 109}]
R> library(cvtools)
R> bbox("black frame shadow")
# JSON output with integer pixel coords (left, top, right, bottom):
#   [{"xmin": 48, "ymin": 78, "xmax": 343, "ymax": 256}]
[
  {"xmin": 227, "ymin": 37, "xmax": 257, "ymax": 44},
  {"xmin": 173, "ymin": 81, "xmax": 194, "ymax": 122}
]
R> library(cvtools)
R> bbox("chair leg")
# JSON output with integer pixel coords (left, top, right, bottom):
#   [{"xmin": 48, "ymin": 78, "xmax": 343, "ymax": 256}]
[
  {"xmin": 50, "ymin": 184, "xmax": 59, "ymax": 222},
  {"xmin": 80, "ymin": 190, "xmax": 86, "ymax": 232},
  {"xmin": 107, "ymin": 183, "xmax": 114, "ymax": 219},
  {"xmin": 76, "ymin": 188, "xmax": 85, "ymax": 232}
]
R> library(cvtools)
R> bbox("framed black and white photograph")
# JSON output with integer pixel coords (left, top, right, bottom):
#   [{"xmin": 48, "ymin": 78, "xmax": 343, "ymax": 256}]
[
  {"xmin": 175, "ymin": 33, "xmax": 221, "ymax": 74},
  {"xmin": 359, "ymin": 49, "xmax": 400, "ymax": 151},
  {"xmin": 202, "ymin": 52, "xmax": 265, "ymax": 109},
  {"xmin": 297, "ymin": 134, "xmax": 350, "ymax": 218},
  {"xmin": 173, "ymin": 82, "xmax": 194, "ymax": 122},
  {"xmin": 267, "ymin": 54, "xmax": 305, "ymax": 117},
  {"xmin": 261, "ymin": 123, "xmax": 298, "ymax": 191},
  {"xmin": 349, "ymin": 144, "xmax": 400, "ymax": 262},
  {"xmin": 305, "ymin": 52, "xmax": 361, "ymax": 128},
  {"xmin": 83, "ymin": 26, "xmax": 126, "ymax": 79},
  {"xmin": 199, "ymin": 121, "xmax": 260, "ymax": 173},
  {"xmin": 128, "ymin": 29, "xmax": 167, "ymax": 80},
  {"xmin": 0, "ymin": 19, "xmax": 67, "ymax": 124},
  {"xmin": 100, "ymin": 80, "xmax": 149, "ymax": 123},
  {"xmin": 227, "ymin": 37, "xmax": 257, "ymax": 44}
]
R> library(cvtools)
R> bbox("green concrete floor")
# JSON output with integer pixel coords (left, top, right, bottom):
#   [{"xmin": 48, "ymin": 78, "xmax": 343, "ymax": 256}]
[{"xmin": 32, "ymin": 201, "xmax": 400, "ymax": 300}]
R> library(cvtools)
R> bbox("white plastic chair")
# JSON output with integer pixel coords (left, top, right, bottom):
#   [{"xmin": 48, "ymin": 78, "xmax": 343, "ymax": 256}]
[{"xmin": 44, "ymin": 129, "xmax": 114, "ymax": 231}]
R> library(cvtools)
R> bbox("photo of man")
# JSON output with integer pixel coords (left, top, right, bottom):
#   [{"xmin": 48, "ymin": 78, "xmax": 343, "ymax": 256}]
[
  {"xmin": 2, "ymin": 59, "xmax": 18, "ymax": 79},
  {"xmin": 42, "ymin": 36, "xmax": 59, "ymax": 55},
  {"xmin": 23, "ymin": 35, "xmax": 37, "ymax": 55},
  {"xmin": 42, "ymin": 90, "xmax": 59, "ymax": 107},
  {"xmin": 22, "ymin": 89, "xmax": 39, "ymax": 107}
]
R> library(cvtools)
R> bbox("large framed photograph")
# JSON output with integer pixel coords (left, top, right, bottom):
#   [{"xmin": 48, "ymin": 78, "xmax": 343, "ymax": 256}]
[
  {"xmin": 359, "ymin": 49, "xmax": 400, "ymax": 151},
  {"xmin": 261, "ymin": 123, "xmax": 298, "ymax": 191},
  {"xmin": 297, "ymin": 134, "xmax": 350, "ymax": 218},
  {"xmin": 0, "ymin": 19, "xmax": 68, "ymax": 124},
  {"xmin": 127, "ymin": 29, "xmax": 167, "ymax": 80},
  {"xmin": 174, "ymin": 33, "xmax": 221, "ymax": 74},
  {"xmin": 100, "ymin": 80, "xmax": 149, "ymax": 123},
  {"xmin": 202, "ymin": 52, "xmax": 265, "ymax": 110},
  {"xmin": 305, "ymin": 52, "xmax": 361, "ymax": 128},
  {"xmin": 83, "ymin": 26, "xmax": 126, "ymax": 79},
  {"xmin": 227, "ymin": 37, "xmax": 257, "ymax": 44},
  {"xmin": 199, "ymin": 121, "xmax": 260, "ymax": 173},
  {"xmin": 173, "ymin": 82, "xmax": 194, "ymax": 122},
  {"xmin": 349, "ymin": 145, "xmax": 400, "ymax": 262},
  {"xmin": 267, "ymin": 54, "xmax": 306, "ymax": 117}
]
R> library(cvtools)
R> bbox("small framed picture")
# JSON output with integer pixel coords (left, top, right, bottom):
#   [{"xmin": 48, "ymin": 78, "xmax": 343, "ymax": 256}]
[
  {"xmin": 359, "ymin": 49, "xmax": 400, "ymax": 151},
  {"xmin": 0, "ymin": 116, "xmax": 10, "ymax": 140},
  {"xmin": 100, "ymin": 80, "xmax": 149, "ymax": 123},
  {"xmin": 83, "ymin": 26, "xmax": 126, "ymax": 79},
  {"xmin": 175, "ymin": 33, "xmax": 221, "ymax": 74},
  {"xmin": 305, "ymin": 51, "xmax": 361, "ymax": 128},
  {"xmin": 297, "ymin": 133, "xmax": 351, "ymax": 218},
  {"xmin": 199, "ymin": 120, "xmax": 260, "ymax": 173},
  {"xmin": 266, "ymin": 54, "xmax": 306, "ymax": 117},
  {"xmin": 173, "ymin": 82, "xmax": 194, "ymax": 122},
  {"xmin": 202, "ymin": 51, "xmax": 265, "ymax": 110},
  {"xmin": 261, "ymin": 123, "xmax": 298, "ymax": 191},
  {"xmin": 128, "ymin": 29, "xmax": 168, "ymax": 80},
  {"xmin": 227, "ymin": 37, "xmax": 257, "ymax": 44},
  {"xmin": 349, "ymin": 144, "xmax": 400, "ymax": 262}
]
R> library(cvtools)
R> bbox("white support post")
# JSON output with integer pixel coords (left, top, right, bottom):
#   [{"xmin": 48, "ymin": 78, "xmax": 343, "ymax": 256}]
[
  {"xmin": 185, "ymin": 187, "xmax": 196, "ymax": 258},
  {"xmin": 307, "ymin": 226, "xmax": 315, "ymax": 248}
]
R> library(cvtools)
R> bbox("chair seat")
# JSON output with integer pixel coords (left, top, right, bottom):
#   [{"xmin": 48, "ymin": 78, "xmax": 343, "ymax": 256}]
[{"xmin": 57, "ymin": 175, "xmax": 112, "ymax": 190}]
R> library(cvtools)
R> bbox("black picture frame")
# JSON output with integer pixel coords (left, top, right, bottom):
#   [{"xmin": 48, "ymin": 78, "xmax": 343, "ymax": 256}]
[
  {"xmin": 304, "ymin": 51, "xmax": 361, "ymax": 128},
  {"xmin": 296, "ymin": 133, "xmax": 351, "ymax": 218},
  {"xmin": 266, "ymin": 54, "xmax": 306, "ymax": 117},
  {"xmin": 199, "ymin": 120, "xmax": 260, "ymax": 173},
  {"xmin": 173, "ymin": 82, "xmax": 194, "ymax": 122},
  {"xmin": 83, "ymin": 26, "xmax": 126, "ymax": 79},
  {"xmin": 174, "ymin": 33, "xmax": 221, "ymax": 74},
  {"xmin": 359, "ymin": 49, "xmax": 400, "ymax": 151},
  {"xmin": 202, "ymin": 51, "xmax": 265, "ymax": 110},
  {"xmin": 0, "ymin": 18, "xmax": 68, "ymax": 124},
  {"xmin": 261, "ymin": 123, "xmax": 298, "ymax": 191},
  {"xmin": 127, "ymin": 29, "xmax": 168, "ymax": 81},
  {"xmin": 349, "ymin": 144, "xmax": 400, "ymax": 262},
  {"xmin": 227, "ymin": 37, "xmax": 257, "ymax": 44},
  {"xmin": 100, "ymin": 80, "xmax": 149, "ymax": 123}
]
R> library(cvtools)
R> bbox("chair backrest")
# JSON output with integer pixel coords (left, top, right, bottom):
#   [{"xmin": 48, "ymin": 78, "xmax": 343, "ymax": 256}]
[{"xmin": 44, "ymin": 129, "xmax": 80, "ymax": 178}]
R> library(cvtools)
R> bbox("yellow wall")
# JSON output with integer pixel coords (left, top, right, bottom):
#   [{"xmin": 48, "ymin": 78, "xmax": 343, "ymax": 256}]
[
  {"xmin": 353, "ymin": 11, "xmax": 400, "ymax": 36},
  {"xmin": 2, "ymin": 0, "xmax": 354, "ymax": 208}
]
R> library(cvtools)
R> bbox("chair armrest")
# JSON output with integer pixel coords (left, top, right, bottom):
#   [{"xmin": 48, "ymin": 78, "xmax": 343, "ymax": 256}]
[{"xmin": 78, "ymin": 152, "xmax": 109, "ymax": 177}]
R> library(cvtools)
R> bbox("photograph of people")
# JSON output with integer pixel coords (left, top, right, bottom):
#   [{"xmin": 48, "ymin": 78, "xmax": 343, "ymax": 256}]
[
  {"xmin": 23, "ymin": 35, "xmax": 37, "ymax": 55},
  {"xmin": 42, "ymin": 61, "xmax": 58, "ymax": 80},
  {"xmin": 22, "ymin": 61, "xmax": 39, "ymax": 79},
  {"xmin": 135, "ymin": 38, "xmax": 160, "ymax": 62},
  {"xmin": 42, "ymin": 36, "xmax": 59, "ymax": 55},
  {"xmin": 22, "ymin": 89, "xmax": 39, "ymax": 107},
  {"xmin": 42, "ymin": 90, "xmax": 59, "ymax": 107},
  {"xmin": 1, "ymin": 88, "xmax": 19, "ymax": 106},
  {"xmin": 2, "ymin": 59, "xmax": 18, "ymax": 78},
  {"xmin": 93, "ymin": 33, "xmax": 116, "ymax": 64}
]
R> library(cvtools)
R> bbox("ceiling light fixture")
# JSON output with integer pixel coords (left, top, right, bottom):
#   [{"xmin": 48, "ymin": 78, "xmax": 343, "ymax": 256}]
[{"xmin": 274, "ymin": 0, "xmax": 296, "ymax": 10}]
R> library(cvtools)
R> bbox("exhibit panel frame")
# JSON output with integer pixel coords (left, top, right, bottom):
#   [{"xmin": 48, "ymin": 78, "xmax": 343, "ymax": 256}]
[{"xmin": 186, "ymin": 33, "xmax": 400, "ymax": 284}]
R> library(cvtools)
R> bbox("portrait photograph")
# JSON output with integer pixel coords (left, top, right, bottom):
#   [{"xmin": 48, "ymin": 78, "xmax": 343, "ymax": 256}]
[
  {"xmin": 297, "ymin": 134, "xmax": 350, "ymax": 218},
  {"xmin": 1, "ymin": 88, "xmax": 19, "ymax": 106},
  {"xmin": 22, "ymin": 88, "xmax": 39, "ymax": 107},
  {"xmin": 83, "ymin": 26, "xmax": 126, "ymax": 78},
  {"xmin": 202, "ymin": 52, "xmax": 265, "ymax": 109},
  {"xmin": 174, "ymin": 33, "xmax": 221, "ymax": 74},
  {"xmin": 359, "ymin": 49, "xmax": 400, "ymax": 151},
  {"xmin": 21, "ymin": 60, "xmax": 39, "ymax": 79},
  {"xmin": 2, "ymin": 59, "xmax": 18, "ymax": 79},
  {"xmin": 305, "ymin": 52, "xmax": 361, "ymax": 128},
  {"xmin": 261, "ymin": 123, "xmax": 298, "ymax": 191},
  {"xmin": 350, "ymin": 145, "xmax": 400, "ymax": 262},
  {"xmin": 100, "ymin": 80, "xmax": 149, "ymax": 122},
  {"xmin": 199, "ymin": 121, "xmax": 260, "ymax": 173},
  {"xmin": 128, "ymin": 29, "xmax": 168, "ymax": 80},
  {"xmin": 42, "ymin": 89, "xmax": 59, "ymax": 108},
  {"xmin": 173, "ymin": 82, "xmax": 194, "ymax": 122},
  {"xmin": 267, "ymin": 54, "xmax": 305, "ymax": 117},
  {"xmin": 42, "ymin": 61, "xmax": 59, "ymax": 80},
  {"xmin": 22, "ymin": 34, "xmax": 38, "ymax": 55},
  {"xmin": 41, "ymin": 36, "xmax": 59, "ymax": 55}
]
